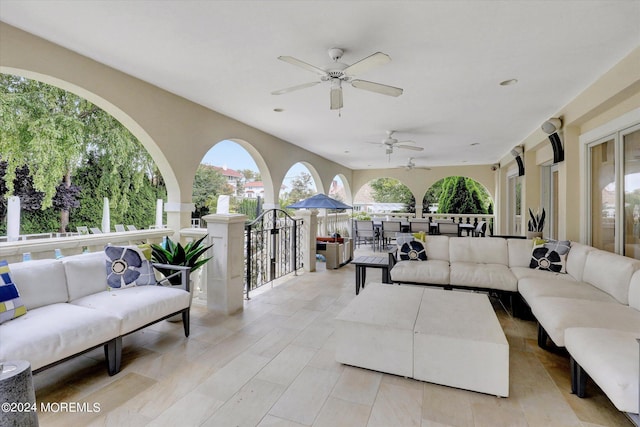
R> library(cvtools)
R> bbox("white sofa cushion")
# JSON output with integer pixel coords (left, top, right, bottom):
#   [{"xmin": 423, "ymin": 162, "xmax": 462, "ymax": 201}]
[
  {"xmin": 64, "ymin": 252, "xmax": 109, "ymax": 301},
  {"xmin": 507, "ymin": 238, "xmax": 534, "ymax": 268},
  {"xmin": 449, "ymin": 237, "xmax": 508, "ymax": 265},
  {"xmin": 9, "ymin": 259, "xmax": 68, "ymax": 309},
  {"xmin": 565, "ymin": 242, "xmax": 593, "ymax": 282},
  {"xmin": 391, "ymin": 260, "xmax": 449, "ymax": 285},
  {"xmin": 582, "ymin": 248, "xmax": 640, "ymax": 304},
  {"xmin": 71, "ymin": 286, "xmax": 191, "ymax": 335},
  {"xmin": 510, "ymin": 266, "xmax": 577, "ymax": 282},
  {"xmin": 528, "ymin": 297, "xmax": 640, "ymax": 346},
  {"xmin": 518, "ymin": 277, "xmax": 616, "ymax": 303},
  {"xmin": 565, "ymin": 328, "xmax": 639, "ymax": 414},
  {"xmin": 449, "ymin": 262, "xmax": 517, "ymax": 292},
  {"xmin": 0, "ymin": 303, "xmax": 120, "ymax": 371},
  {"xmin": 629, "ymin": 269, "xmax": 640, "ymax": 311},
  {"xmin": 424, "ymin": 235, "xmax": 450, "ymax": 262}
]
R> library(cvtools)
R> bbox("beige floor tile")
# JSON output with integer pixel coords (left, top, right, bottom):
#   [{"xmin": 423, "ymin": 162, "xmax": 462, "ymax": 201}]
[
  {"xmin": 255, "ymin": 344, "xmax": 318, "ymax": 386},
  {"xmin": 269, "ymin": 366, "xmax": 342, "ymax": 425},
  {"xmin": 471, "ymin": 399, "xmax": 528, "ymax": 427},
  {"xmin": 257, "ymin": 414, "xmax": 310, "ymax": 426},
  {"xmin": 195, "ymin": 351, "xmax": 272, "ymax": 401},
  {"xmin": 247, "ymin": 326, "xmax": 302, "ymax": 358},
  {"xmin": 146, "ymin": 391, "xmax": 224, "ymax": 426},
  {"xmin": 201, "ymin": 378, "xmax": 286, "ymax": 427},
  {"xmin": 367, "ymin": 380, "xmax": 423, "ymax": 427},
  {"xmin": 313, "ymin": 396, "xmax": 371, "ymax": 427},
  {"xmin": 421, "ymin": 383, "xmax": 473, "ymax": 427},
  {"xmin": 85, "ymin": 406, "xmax": 153, "ymax": 427},
  {"xmin": 330, "ymin": 366, "xmax": 383, "ymax": 406},
  {"xmin": 291, "ymin": 324, "xmax": 334, "ymax": 349}
]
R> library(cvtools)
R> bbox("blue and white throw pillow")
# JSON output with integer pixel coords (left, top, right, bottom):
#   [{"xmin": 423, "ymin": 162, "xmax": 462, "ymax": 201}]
[
  {"xmin": 105, "ymin": 246, "xmax": 155, "ymax": 289},
  {"xmin": 0, "ymin": 260, "xmax": 27, "ymax": 324},
  {"xmin": 399, "ymin": 240, "xmax": 427, "ymax": 261}
]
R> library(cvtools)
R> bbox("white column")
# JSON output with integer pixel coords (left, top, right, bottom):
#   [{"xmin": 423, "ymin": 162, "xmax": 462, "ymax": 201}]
[
  {"xmin": 7, "ymin": 196, "xmax": 20, "ymax": 242},
  {"xmin": 202, "ymin": 213, "xmax": 247, "ymax": 315},
  {"xmin": 296, "ymin": 209, "xmax": 318, "ymax": 272}
]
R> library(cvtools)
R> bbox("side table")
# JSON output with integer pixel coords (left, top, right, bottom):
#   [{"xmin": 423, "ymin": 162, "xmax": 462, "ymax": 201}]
[
  {"xmin": 351, "ymin": 256, "xmax": 390, "ymax": 295},
  {"xmin": 0, "ymin": 360, "xmax": 38, "ymax": 426}
]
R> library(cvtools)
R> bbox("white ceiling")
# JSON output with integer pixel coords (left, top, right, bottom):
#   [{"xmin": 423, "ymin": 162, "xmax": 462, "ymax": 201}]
[{"xmin": 1, "ymin": 1, "xmax": 639, "ymax": 170}]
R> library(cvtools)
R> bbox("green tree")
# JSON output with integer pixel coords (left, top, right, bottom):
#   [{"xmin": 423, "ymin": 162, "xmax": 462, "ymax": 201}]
[
  {"xmin": 437, "ymin": 176, "xmax": 490, "ymax": 214},
  {"xmin": 0, "ymin": 74, "xmax": 160, "ymax": 232},
  {"xmin": 280, "ymin": 172, "xmax": 315, "ymax": 209},
  {"xmin": 192, "ymin": 164, "xmax": 234, "ymax": 218},
  {"xmin": 369, "ymin": 178, "xmax": 414, "ymax": 212}
]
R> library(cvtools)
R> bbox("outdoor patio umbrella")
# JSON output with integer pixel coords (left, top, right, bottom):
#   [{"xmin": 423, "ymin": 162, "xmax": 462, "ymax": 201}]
[
  {"xmin": 287, "ymin": 193, "xmax": 352, "ymax": 236},
  {"xmin": 286, "ymin": 193, "xmax": 352, "ymax": 210}
]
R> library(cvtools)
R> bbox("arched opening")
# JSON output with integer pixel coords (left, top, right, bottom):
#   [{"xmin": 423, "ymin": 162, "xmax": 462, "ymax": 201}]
[
  {"xmin": 195, "ymin": 139, "xmax": 270, "ymax": 222},
  {"xmin": 353, "ymin": 177, "xmax": 415, "ymax": 218},
  {"xmin": 279, "ymin": 162, "xmax": 319, "ymax": 209},
  {"xmin": 0, "ymin": 73, "xmax": 168, "ymax": 235}
]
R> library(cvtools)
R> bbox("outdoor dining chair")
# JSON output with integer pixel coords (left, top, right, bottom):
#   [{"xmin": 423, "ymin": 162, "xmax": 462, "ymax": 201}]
[
  {"xmin": 437, "ymin": 222, "xmax": 461, "ymax": 237},
  {"xmin": 76, "ymin": 226, "xmax": 89, "ymax": 235},
  {"xmin": 114, "ymin": 224, "xmax": 126, "ymax": 232},
  {"xmin": 126, "ymin": 225, "xmax": 137, "ymax": 231},
  {"xmin": 473, "ymin": 221, "xmax": 487, "ymax": 237},
  {"xmin": 89, "ymin": 227, "xmax": 103, "ymax": 234},
  {"xmin": 409, "ymin": 221, "xmax": 431, "ymax": 234},
  {"xmin": 354, "ymin": 220, "xmax": 376, "ymax": 249},
  {"xmin": 381, "ymin": 221, "xmax": 402, "ymax": 249}
]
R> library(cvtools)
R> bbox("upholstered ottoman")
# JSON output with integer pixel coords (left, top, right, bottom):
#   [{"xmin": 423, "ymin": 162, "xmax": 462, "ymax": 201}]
[
  {"xmin": 413, "ymin": 288, "xmax": 509, "ymax": 397},
  {"xmin": 335, "ymin": 283, "xmax": 423, "ymax": 377}
]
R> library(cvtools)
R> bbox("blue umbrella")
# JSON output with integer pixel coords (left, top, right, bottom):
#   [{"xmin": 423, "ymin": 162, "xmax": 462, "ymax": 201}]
[{"xmin": 287, "ymin": 193, "xmax": 352, "ymax": 210}]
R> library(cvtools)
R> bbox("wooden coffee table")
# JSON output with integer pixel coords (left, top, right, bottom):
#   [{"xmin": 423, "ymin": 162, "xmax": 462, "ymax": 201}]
[{"xmin": 351, "ymin": 256, "xmax": 390, "ymax": 295}]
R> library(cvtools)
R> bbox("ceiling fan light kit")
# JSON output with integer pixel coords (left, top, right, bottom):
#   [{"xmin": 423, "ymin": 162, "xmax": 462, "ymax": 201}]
[{"xmin": 272, "ymin": 48, "xmax": 403, "ymax": 110}]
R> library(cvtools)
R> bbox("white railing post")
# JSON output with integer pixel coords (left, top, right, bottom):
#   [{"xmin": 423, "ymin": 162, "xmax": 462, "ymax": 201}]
[
  {"xmin": 295, "ymin": 209, "xmax": 318, "ymax": 273},
  {"xmin": 202, "ymin": 213, "xmax": 247, "ymax": 315}
]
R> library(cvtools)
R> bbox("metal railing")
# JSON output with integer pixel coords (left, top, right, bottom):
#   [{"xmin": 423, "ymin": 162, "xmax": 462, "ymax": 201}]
[{"xmin": 244, "ymin": 209, "xmax": 303, "ymax": 298}]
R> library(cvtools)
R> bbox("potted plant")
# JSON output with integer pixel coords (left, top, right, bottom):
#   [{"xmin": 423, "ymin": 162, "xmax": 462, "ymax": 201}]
[
  {"xmin": 150, "ymin": 234, "xmax": 213, "ymax": 287},
  {"xmin": 527, "ymin": 208, "xmax": 545, "ymax": 239},
  {"xmin": 151, "ymin": 235, "xmax": 212, "ymax": 322}
]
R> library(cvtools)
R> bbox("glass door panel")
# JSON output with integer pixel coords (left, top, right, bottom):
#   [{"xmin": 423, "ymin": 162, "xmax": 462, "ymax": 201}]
[
  {"xmin": 623, "ymin": 128, "xmax": 640, "ymax": 259},
  {"xmin": 590, "ymin": 139, "xmax": 615, "ymax": 251}
]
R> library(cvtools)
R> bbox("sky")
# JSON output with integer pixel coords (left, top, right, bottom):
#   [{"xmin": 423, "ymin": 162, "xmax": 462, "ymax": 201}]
[{"xmin": 201, "ymin": 139, "xmax": 313, "ymax": 191}]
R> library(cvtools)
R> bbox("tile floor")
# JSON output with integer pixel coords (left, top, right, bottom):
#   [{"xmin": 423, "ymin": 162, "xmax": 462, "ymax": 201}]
[{"xmin": 32, "ymin": 246, "xmax": 633, "ymax": 426}]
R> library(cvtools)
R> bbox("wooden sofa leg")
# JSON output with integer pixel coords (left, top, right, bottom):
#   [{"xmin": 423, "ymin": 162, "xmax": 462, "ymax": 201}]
[
  {"xmin": 182, "ymin": 310, "xmax": 190, "ymax": 337},
  {"xmin": 570, "ymin": 357, "xmax": 588, "ymax": 397},
  {"xmin": 105, "ymin": 336, "xmax": 122, "ymax": 376}
]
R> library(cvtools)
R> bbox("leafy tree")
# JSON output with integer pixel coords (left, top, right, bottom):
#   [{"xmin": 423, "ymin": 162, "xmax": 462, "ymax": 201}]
[
  {"xmin": 0, "ymin": 73, "xmax": 160, "ymax": 232},
  {"xmin": 281, "ymin": 172, "xmax": 315, "ymax": 208},
  {"xmin": 192, "ymin": 164, "xmax": 234, "ymax": 218},
  {"xmin": 369, "ymin": 178, "xmax": 415, "ymax": 212},
  {"xmin": 437, "ymin": 176, "xmax": 490, "ymax": 214}
]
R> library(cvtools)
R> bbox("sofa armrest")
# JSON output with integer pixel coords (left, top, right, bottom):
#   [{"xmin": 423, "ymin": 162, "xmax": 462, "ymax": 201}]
[
  {"xmin": 388, "ymin": 249, "xmax": 397, "ymax": 268},
  {"xmin": 152, "ymin": 263, "xmax": 192, "ymax": 292}
]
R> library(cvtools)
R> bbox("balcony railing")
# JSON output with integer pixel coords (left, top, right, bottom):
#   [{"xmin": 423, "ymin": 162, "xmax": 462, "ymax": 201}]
[{"xmin": 0, "ymin": 228, "xmax": 172, "ymax": 264}]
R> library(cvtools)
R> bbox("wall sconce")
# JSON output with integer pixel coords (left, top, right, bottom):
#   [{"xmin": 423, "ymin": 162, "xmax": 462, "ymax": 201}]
[
  {"xmin": 511, "ymin": 146, "xmax": 524, "ymax": 176},
  {"xmin": 541, "ymin": 118, "xmax": 564, "ymax": 163}
]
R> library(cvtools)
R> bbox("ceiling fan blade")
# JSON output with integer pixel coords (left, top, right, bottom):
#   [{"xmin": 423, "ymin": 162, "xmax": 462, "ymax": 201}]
[
  {"xmin": 397, "ymin": 144, "xmax": 424, "ymax": 151},
  {"xmin": 271, "ymin": 81, "xmax": 320, "ymax": 95},
  {"xmin": 343, "ymin": 52, "xmax": 391, "ymax": 76},
  {"xmin": 278, "ymin": 56, "xmax": 328, "ymax": 76},
  {"xmin": 351, "ymin": 79, "xmax": 403, "ymax": 97},
  {"xmin": 330, "ymin": 86, "xmax": 343, "ymax": 110}
]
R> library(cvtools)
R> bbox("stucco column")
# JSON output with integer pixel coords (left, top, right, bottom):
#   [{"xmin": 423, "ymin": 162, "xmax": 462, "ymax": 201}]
[
  {"xmin": 202, "ymin": 213, "xmax": 247, "ymax": 315},
  {"xmin": 165, "ymin": 202, "xmax": 194, "ymax": 239},
  {"xmin": 295, "ymin": 209, "xmax": 318, "ymax": 272}
]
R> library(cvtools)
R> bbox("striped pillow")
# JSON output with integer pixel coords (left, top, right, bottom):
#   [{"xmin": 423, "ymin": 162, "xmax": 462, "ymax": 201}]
[{"xmin": 0, "ymin": 260, "xmax": 27, "ymax": 324}]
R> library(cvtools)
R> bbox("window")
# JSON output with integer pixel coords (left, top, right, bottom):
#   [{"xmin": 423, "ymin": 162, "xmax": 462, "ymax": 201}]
[{"xmin": 586, "ymin": 116, "xmax": 640, "ymax": 257}]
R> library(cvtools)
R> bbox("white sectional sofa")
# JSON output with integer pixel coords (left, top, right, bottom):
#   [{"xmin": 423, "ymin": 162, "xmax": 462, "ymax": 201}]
[
  {"xmin": 0, "ymin": 251, "xmax": 191, "ymax": 375},
  {"xmin": 388, "ymin": 236, "xmax": 640, "ymax": 416}
]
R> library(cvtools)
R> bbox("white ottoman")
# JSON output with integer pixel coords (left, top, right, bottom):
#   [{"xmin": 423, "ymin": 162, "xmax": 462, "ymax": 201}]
[
  {"xmin": 335, "ymin": 283, "xmax": 423, "ymax": 377},
  {"xmin": 413, "ymin": 288, "xmax": 509, "ymax": 397}
]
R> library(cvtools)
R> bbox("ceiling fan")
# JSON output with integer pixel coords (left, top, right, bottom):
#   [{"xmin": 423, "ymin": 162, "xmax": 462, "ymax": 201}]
[
  {"xmin": 271, "ymin": 48, "xmax": 403, "ymax": 110},
  {"xmin": 397, "ymin": 157, "xmax": 431, "ymax": 171},
  {"xmin": 368, "ymin": 130, "xmax": 424, "ymax": 156}
]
